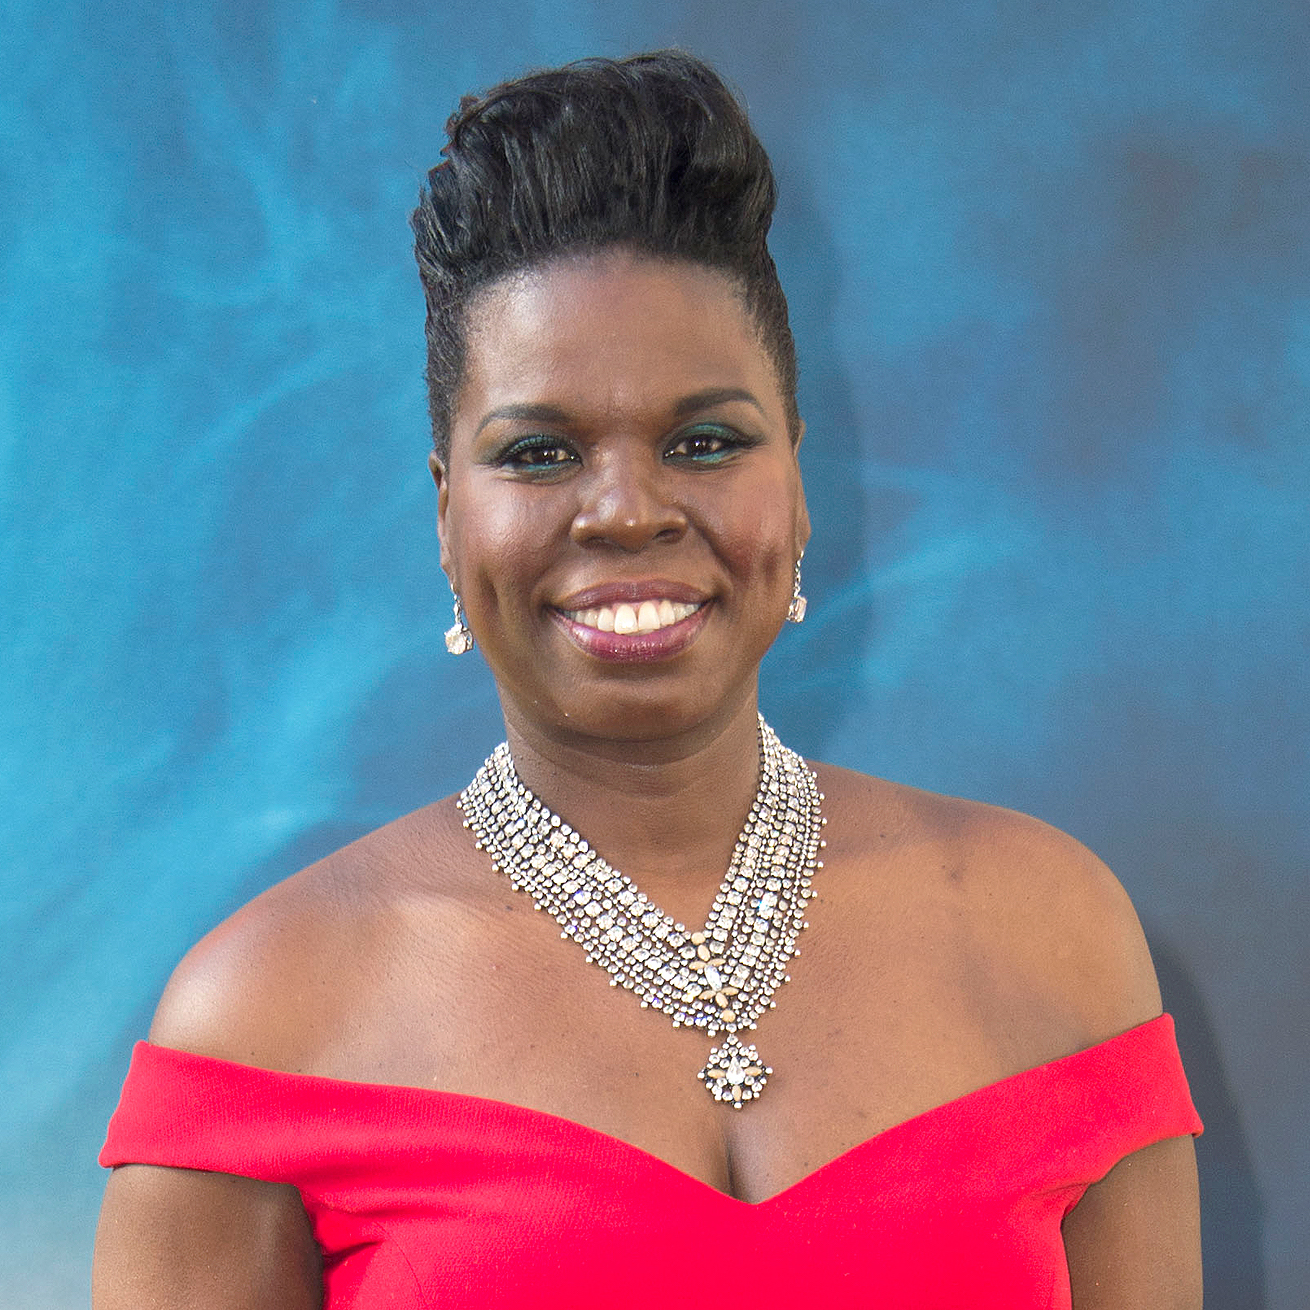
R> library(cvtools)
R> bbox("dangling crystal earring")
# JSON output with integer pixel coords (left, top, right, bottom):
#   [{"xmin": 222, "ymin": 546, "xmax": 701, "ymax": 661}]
[
  {"xmin": 786, "ymin": 554, "xmax": 807, "ymax": 624},
  {"xmin": 445, "ymin": 591, "xmax": 474, "ymax": 655}
]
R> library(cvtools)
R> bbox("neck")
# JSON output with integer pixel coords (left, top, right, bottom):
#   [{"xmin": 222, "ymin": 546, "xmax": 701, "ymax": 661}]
[{"xmin": 496, "ymin": 691, "xmax": 766, "ymax": 917}]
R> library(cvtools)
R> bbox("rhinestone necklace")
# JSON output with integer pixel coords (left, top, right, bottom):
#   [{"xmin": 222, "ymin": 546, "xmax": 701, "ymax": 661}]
[{"xmin": 458, "ymin": 715, "xmax": 825, "ymax": 1107}]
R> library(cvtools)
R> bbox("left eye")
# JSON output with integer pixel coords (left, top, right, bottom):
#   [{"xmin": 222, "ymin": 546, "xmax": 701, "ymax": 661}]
[{"xmin": 665, "ymin": 426, "xmax": 747, "ymax": 463}]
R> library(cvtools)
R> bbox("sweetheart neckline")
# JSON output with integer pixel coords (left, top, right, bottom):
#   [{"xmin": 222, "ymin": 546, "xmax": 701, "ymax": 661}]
[{"xmin": 142, "ymin": 1013, "xmax": 1171, "ymax": 1208}]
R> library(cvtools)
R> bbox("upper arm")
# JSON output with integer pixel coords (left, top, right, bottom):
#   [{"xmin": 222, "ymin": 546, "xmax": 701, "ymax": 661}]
[
  {"xmin": 95, "ymin": 876, "xmax": 341, "ymax": 1308},
  {"xmin": 1062, "ymin": 1133, "xmax": 1202, "ymax": 1309},
  {"xmin": 93, "ymin": 1164, "xmax": 322, "ymax": 1310},
  {"xmin": 978, "ymin": 811, "xmax": 1200, "ymax": 1306}
]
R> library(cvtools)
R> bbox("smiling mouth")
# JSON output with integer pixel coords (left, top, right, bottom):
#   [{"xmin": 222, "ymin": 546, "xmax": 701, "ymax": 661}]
[{"xmin": 561, "ymin": 599, "xmax": 703, "ymax": 635}]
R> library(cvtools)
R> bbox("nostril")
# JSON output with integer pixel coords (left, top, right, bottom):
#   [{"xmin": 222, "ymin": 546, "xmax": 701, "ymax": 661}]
[{"xmin": 570, "ymin": 483, "xmax": 688, "ymax": 549}]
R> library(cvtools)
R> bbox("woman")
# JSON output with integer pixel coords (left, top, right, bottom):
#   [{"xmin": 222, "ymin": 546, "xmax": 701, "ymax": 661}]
[{"xmin": 94, "ymin": 51, "xmax": 1202, "ymax": 1308}]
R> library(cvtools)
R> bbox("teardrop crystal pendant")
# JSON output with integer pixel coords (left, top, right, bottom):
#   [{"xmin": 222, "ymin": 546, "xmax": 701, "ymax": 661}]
[
  {"xmin": 699, "ymin": 1032, "xmax": 772, "ymax": 1107},
  {"xmin": 444, "ymin": 593, "xmax": 473, "ymax": 654},
  {"xmin": 445, "ymin": 621, "xmax": 473, "ymax": 655}
]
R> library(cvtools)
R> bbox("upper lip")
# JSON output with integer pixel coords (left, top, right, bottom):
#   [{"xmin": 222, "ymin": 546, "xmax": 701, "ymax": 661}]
[{"xmin": 553, "ymin": 579, "xmax": 709, "ymax": 611}]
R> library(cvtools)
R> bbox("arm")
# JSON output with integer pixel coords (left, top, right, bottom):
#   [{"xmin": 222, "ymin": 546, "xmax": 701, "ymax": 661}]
[
  {"xmin": 93, "ymin": 877, "xmax": 336, "ymax": 1309},
  {"xmin": 1044, "ymin": 838, "xmax": 1202, "ymax": 1308},
  {"xmin": 1055, "ymin": 856, "xmax": 1202, "ymax": 1310},
  {"xmin": 1062, "ymin": 1133, "xmax": 1202, "ymax": 1309},
  {"xmin": 973, "ymin": 807, "xmax": 1203, "ymax": 1308},
  {"xmin": 92, "ymin": 1164, "xmax": 322, "ymax": 1310}
]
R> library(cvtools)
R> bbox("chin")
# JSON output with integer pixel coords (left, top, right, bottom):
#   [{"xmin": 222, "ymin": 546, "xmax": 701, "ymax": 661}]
[{"xmin": 550, "ymin": 682, "xmax": 759, "ymax": 746}]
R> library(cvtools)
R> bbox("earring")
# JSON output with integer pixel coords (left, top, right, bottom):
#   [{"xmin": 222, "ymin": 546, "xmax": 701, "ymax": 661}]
[
  {"xmin": 786, "ymin": 555, "xmax": 807, "ymax": 624},
  {"xmin": 445, "ymin": 591, "xmax": 474, "ymax": 655}
]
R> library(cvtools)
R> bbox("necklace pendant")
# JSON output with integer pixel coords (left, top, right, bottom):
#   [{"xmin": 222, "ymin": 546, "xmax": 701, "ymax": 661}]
[
  {"xmin": 461, "ymin": 717, "xmax": 822, "ymax": 1115},
  {"xmin": 699, "ymin": 1032, "xmax": 771, "ymax": 1108}
]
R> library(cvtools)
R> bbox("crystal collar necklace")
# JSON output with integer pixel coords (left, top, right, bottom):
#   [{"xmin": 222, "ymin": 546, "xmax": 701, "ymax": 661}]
[{"xmin": 458, "ymin": 715, "xmax": 825, "ymax": 1107}]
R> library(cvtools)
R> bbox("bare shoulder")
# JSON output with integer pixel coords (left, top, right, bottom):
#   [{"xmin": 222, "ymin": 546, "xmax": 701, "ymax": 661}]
[
  {"xmin": 148, "ymin": 797, "xmax": 469, "ymax": 1070},
  {"xmin": 98, "ymin": 802, "xmax": 478, "ymax": 1308},
  {"xmin": 812, "ymin": 761, "xmax": 1162, "ymax": 1042}
]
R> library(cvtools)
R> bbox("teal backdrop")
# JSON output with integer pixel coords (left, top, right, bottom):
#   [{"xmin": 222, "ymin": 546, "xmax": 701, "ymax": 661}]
[{"xmin": 2, "ymin": 1, "xmax": 1306, "ymax": 1305}]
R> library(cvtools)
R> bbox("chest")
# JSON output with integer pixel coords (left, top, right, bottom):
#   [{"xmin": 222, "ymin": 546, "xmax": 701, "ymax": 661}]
[{"xmin": 304, "ymin": 853, "xmax": 1083, "ymax": 1203}]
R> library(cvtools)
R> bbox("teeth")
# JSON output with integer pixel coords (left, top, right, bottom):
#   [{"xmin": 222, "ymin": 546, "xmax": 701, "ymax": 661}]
[{"xmin": 565, "ymin": 600, "xmax": 700, "ymax": 634}]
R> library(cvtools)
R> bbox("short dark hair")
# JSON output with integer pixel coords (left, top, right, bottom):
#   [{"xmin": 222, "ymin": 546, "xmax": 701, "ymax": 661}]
[{"xmin": 411, "ymin": 50, "xmax": 799, "ymax": 461}]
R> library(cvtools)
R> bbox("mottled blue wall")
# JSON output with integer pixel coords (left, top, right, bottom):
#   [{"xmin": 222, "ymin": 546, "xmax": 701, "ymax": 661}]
[{"xmin": 2, "ymin": 1, "xmax": 1305, "ymax": 1305}]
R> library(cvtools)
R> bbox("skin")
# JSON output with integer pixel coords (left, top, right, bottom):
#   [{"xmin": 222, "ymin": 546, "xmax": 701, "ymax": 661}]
[{"xmin": 93, "ymin": 250, "xmax": 1201, "ymax": 1308}]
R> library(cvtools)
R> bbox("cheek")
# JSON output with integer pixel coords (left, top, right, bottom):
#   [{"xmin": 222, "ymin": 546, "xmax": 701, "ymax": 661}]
[
  {"xmin": 715, "ymin": 495, "xmax": 797, "ymax": 595},
  {"xmin": 447, "ymin": 486, "xmax": 557, "ymax": 605}
]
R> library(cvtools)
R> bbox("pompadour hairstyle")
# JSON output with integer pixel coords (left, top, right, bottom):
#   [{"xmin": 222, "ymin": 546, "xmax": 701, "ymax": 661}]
[{"xmin": 411, "ymin": 50, "xmax": 799, "ymax": 460}]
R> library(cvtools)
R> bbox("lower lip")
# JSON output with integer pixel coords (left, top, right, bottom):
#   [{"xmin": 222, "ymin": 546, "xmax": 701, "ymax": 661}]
[{"xmin": 552, "ymin": 605, "xmax": 710, "ymax": 663}]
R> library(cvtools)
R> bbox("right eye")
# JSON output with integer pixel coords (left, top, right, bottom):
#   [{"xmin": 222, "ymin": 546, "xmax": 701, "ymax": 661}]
[{"xmin": 499, "ymin": 437, "xmax": 579, "ymax": 474}]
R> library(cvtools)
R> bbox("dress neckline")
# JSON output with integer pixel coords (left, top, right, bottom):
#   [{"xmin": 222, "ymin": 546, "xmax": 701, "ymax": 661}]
[{"xmin": 141, "ymin": 1013, "xmax": 1172, "ymax": 1207}]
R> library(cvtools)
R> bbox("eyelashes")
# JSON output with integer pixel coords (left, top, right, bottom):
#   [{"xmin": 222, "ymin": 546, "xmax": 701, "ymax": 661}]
[
  {"xmin": 494, "ymin": 424, "xmax": 760, "ymax": 475},
  {"xmin": 664, "ymin": 424, "xmax": 758, "ymax": 463},
  {"xmin": 498, "ymin": 436, "xmax": 577, "ymax": 472}
]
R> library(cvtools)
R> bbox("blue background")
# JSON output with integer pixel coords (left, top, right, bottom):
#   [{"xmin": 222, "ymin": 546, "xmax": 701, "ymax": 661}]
[{"xmin": 2, "ymin": 1, "xmax": 1305, "ymax": 1305}]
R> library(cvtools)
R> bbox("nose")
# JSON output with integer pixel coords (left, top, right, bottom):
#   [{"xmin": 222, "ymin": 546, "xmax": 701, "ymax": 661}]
[{"xmin": 569, "ymin": 446, "xmax": 687, "ymax": 551}]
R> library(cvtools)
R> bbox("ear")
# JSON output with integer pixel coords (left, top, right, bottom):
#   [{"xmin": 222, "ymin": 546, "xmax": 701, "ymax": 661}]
[
  {"xmin": 795, "ymin": 487, "xmax": 811, "ymax": 560},
  {"xmin": 429, "ymin": 450, "xmax": 454, "ymax": 579},
  {"xmin": 791, "ymin": 422, "xmax": 811, "ymax": 558}
]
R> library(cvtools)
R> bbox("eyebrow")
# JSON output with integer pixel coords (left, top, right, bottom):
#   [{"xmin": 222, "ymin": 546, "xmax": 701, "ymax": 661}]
[
  {"xmin": 473, "ymin": 388, "xmax": 766, "ymax": 437},
  {"xmin": 474, "ymin": 403, "xmax": 573, "ymax": 438},
  {"xmin": 673, "ymin": 387, "xmax": 767, "ymax": 419}
]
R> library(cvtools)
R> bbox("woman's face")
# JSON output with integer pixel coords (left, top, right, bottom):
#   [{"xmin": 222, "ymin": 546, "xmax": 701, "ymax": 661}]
[{"xmin": 434, "ymin": 248, "xmax": 808, "ymax": 746}]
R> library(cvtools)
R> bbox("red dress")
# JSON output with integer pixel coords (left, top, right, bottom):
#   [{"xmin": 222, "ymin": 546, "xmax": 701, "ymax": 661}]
[{"xmin": 100, "ymin": 1014, "xmax": 1200, "ymax": 1308}]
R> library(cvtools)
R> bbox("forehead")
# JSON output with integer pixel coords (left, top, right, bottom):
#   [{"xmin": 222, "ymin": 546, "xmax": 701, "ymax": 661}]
[{"xmin": 454, "ymin": 251, "xmax": 785, "ymax": 431}]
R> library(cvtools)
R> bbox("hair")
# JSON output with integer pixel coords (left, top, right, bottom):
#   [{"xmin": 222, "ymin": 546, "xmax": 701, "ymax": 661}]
[{"xmin": 411, "ymin": 50, "xmax": 799, "ymax": 461}]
